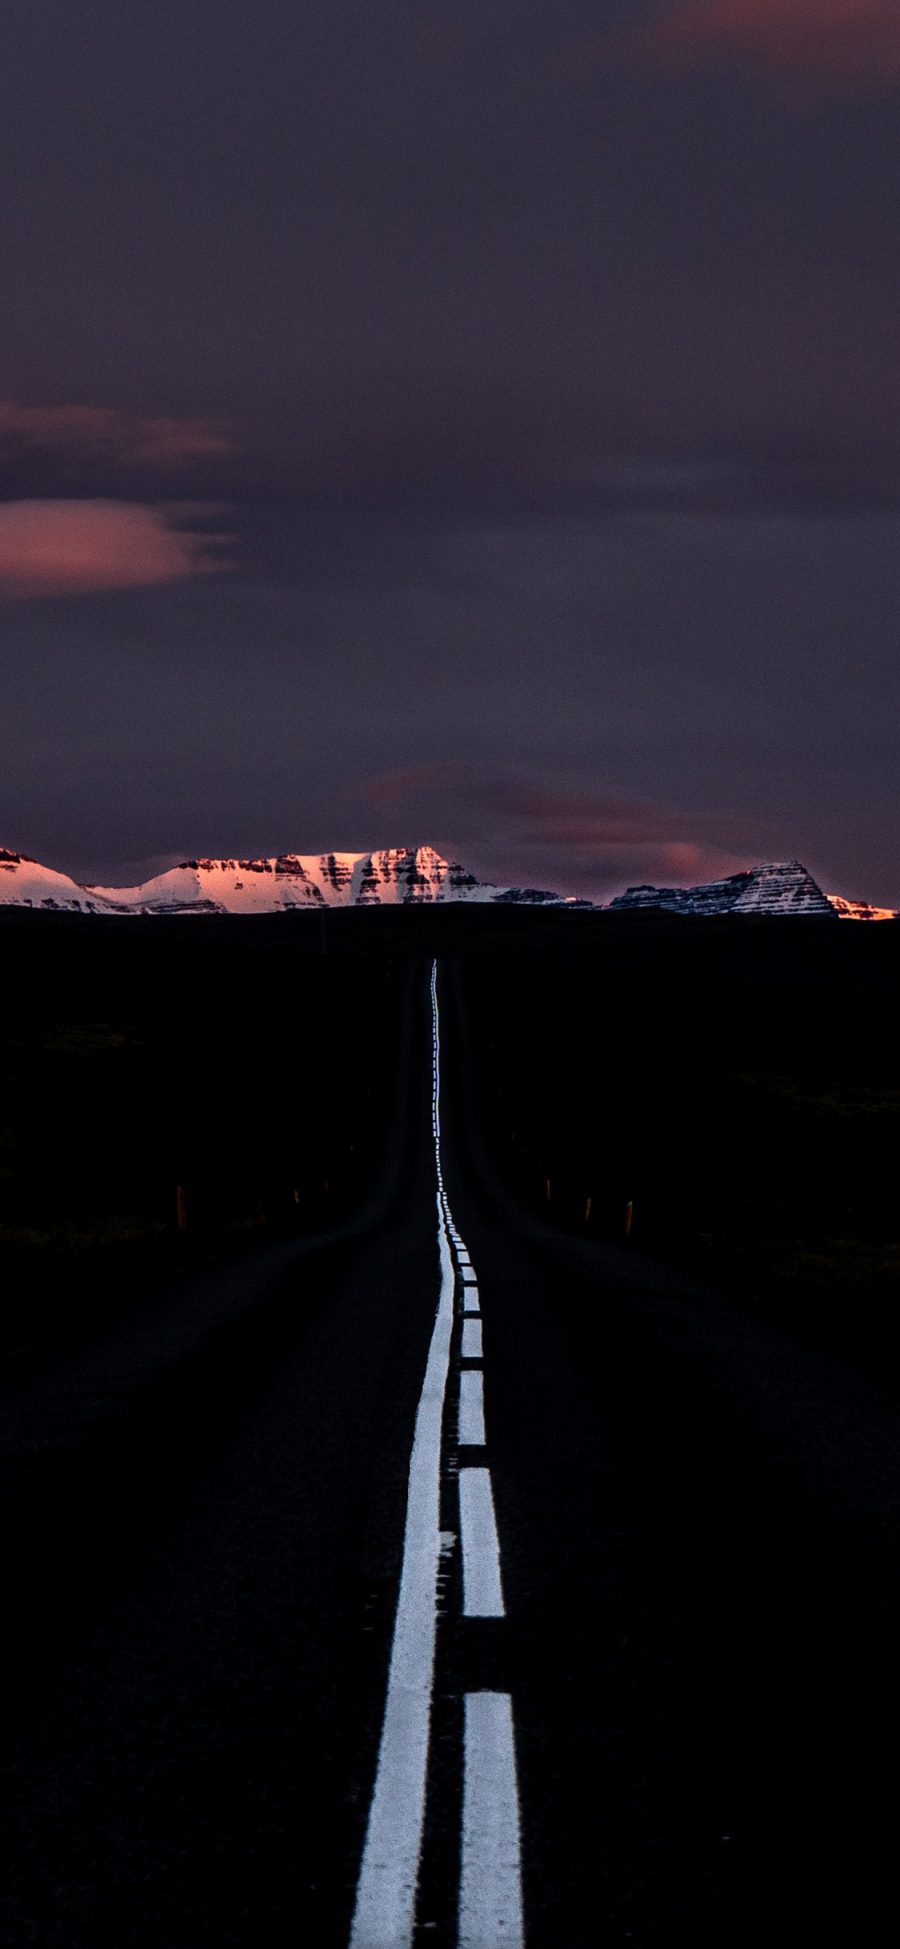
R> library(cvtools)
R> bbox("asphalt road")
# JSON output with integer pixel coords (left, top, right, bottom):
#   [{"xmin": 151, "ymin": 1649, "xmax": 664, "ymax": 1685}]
[{"xmin": 2, "ymin": 959, "xmax": 899, "ymax": 1946}]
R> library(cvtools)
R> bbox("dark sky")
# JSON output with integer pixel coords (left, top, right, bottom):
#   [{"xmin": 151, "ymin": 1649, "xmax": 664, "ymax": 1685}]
[{"xmin": 1, "ymin": 1, "xmax": 898, "ymax": 901}]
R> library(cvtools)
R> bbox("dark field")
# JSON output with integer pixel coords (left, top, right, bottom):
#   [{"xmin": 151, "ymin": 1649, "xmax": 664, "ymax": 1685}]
[
  {"xmin": 0, "ymin": 911, "xmax": 407, "ymax": 1351},
  {"xmin": 460, "ymin": 911, "xmax": 900, "ymax": 1371},
  {"xmin": 3, "ymin": 907, "xmax": 900, "ymax": 1948},
  {"xmin": 3, "ymin": 905, "xmax": 899, "ymax": 1367}
]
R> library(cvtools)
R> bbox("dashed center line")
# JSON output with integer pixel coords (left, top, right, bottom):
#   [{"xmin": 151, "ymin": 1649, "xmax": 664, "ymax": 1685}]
[
  {"xmin": 458, "ymin": 1369, "xmax": 486, "ymax": 1447},
  {"xmin": 459, "ymin": 1469, "xmax": 505, "ymax": 1618},
  {"xmin": 349, "ymin": 963, "xmax": 523, "ymax": 1947},
  {"xmin": 460, "ymin": 1693, "xmax": 525, "ymax": 1948}
]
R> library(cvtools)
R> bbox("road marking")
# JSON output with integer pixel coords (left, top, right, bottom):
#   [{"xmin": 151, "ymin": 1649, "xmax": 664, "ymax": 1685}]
[
  {"xmin": 459, "ymin": 1469, "xmax": 505, "ymax": 1617},
  {"xmin": 461, "ymin": 1318, "xmax": 483, "ymax": 1359},
  {"xmin": 351, "ymin": 964, "xmax": 523, "ymax": 1949},
  {"xmin": 349, "ymin": 968, "xmax": 455, "ymax": 1949},
  {"xmin": 458, "ymin": 1368, "xmax": 486, "ymax": 1446},
  {"xmin": 459, "ymin": 1693, "xmax": 524, "ymax": 1947}
]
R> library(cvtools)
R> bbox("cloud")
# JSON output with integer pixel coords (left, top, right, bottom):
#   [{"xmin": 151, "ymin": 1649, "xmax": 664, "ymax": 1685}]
[
  {"xmin": 0, "ymin": 501, "xmax": 234, "ymax": 598},
  {"xmin": 0, "ymin": 402, "xmax": 231, "ymax": 469},
  {"xmin": 619, "ymin": 0, "xmax": 900, "ymax": 93},
  {"xmin": 363, "ymin": 761, "xmax": 754, "ymax": 898}
]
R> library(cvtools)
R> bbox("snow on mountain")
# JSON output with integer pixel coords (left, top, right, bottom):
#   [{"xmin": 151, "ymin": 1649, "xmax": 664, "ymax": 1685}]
[
  {"xmin": 0, "ymin": 848, "xmax": 121, "ymax": 913},
  {"xmin": 2, "ymin": 844, "xmax": 892, "ymax": 920},
  {"xmin": 0, "ymin": 845, "xmax": 575, "ymax": 914},
  {"xmin": 88, "ymin": 847, "xmax": 577, "ymax": 913},
  {"xmin": 610, "ymin": 861, "xmax": 837, "ymax": 917},
  {"xmin": 827, "ymin": 894, "xmax": 899, "ymax": 922}
]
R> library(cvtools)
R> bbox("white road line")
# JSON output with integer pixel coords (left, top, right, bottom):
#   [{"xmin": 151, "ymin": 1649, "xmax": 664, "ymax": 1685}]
[
  {"xmin": 462, "ymin": 1268, "xmax": 479, "ymax": 1285},
  {"xmin": 459, "ymin": 1469, "xmax": 505, "ymax": 1618},
  {"xmin": 463, "ymin": 1290, "xmax": 480, "ymax": 1315},
  {"xmin": 459, "ymin": 1693, "xmax": 524, "ymax": 1947},
  {"xmin": 458, "ymin": 1368, "xmax": 486, "ymax": 1446},
  {"xmin": 461, "ymin": 1318, "xmax": 483, "ymax": 1359},
  {"xmin": 349, "ymin": 967, "xmax": 455, "ymax": 1949}
]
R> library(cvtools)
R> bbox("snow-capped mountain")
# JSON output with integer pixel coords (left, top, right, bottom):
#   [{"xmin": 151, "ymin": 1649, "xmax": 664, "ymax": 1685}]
[
  {"xmin": 826, "ymin": 894, "xmax": 899, "ymax": 922},
  {"xmin": 2, "ymin": 844, "xmax": 894, "ymax": 920},
  {"xmin": 0, "ymin": 848, "xmax": 116, "ymax": 914},
  {"xmin": 610, "ymin": 861, "xmax": 837, "ymax": 917},
  {"xmin": 0, "ymin": 845, "xmax": 577, "ymax": 915}
]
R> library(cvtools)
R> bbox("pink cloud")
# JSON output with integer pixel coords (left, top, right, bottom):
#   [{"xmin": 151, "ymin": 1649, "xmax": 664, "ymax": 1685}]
[
  {"xmin": 620, "ymin": 0, "xmax": 900, "ymax": 92},
  {"xmin": 363, "ymin": 761, "xmax": 756, "ymax": 899},
  {"xmin": 0, "ymin": 401, "xmax": 231, "ymax": 469},
  {"xmin": 0, "ymin": 500, "xmax": 234, "ymax": 598}
]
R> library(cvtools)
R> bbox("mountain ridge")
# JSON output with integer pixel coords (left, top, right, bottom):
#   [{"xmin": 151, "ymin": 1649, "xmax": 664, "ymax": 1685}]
[
  {"xmin": 0, "ymin": 844, "xmax": 584, "ymax": 915},
  {"xmin": 0, "ymin": 845, "xmax": 895, "ymax": 918},
  {"xmin": 612, "ymin": 861, "xmax": 898, "ymax": 919},
  {"xmin": 611, "ymin": 860, "xmax": 835, "ymax": 918}
]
